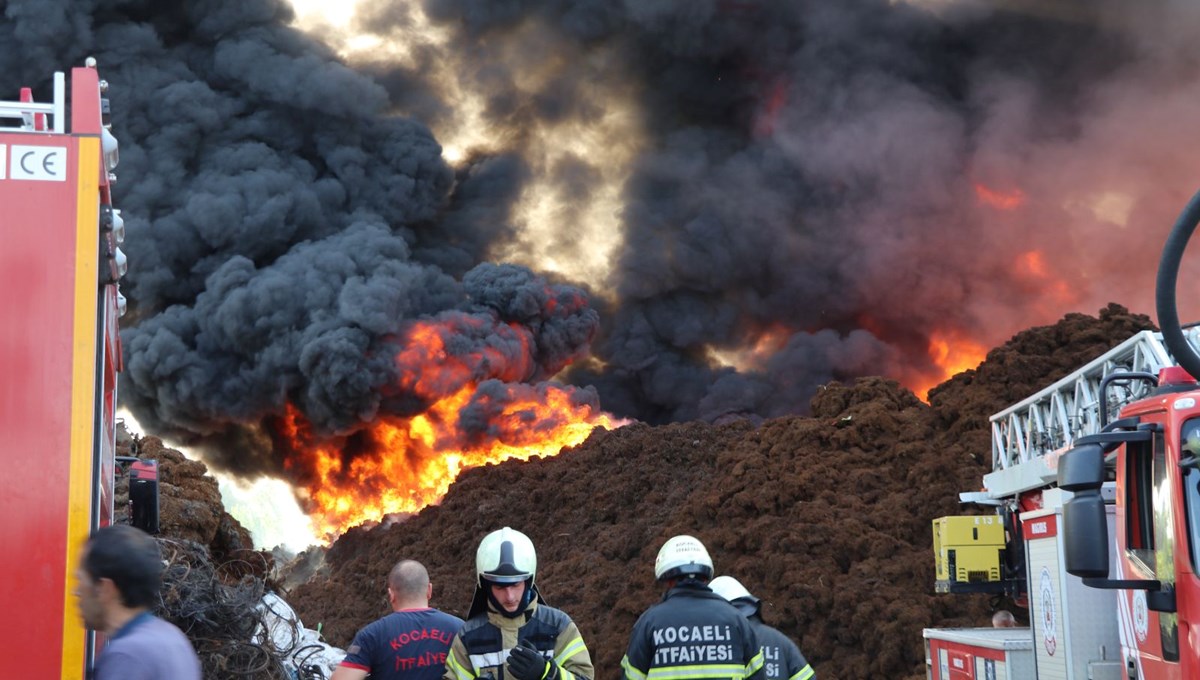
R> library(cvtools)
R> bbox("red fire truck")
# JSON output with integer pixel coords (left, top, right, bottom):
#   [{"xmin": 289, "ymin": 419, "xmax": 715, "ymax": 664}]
[
  {"xmin": 924, "ymin": 193, "xmax": 1200, "ymax": 679},
  {"xmin": 0, "ymin": 60, "xmax": 125, "ymax": 677}
]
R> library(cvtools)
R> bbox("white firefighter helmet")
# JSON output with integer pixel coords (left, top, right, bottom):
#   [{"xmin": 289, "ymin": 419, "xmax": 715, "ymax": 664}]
[
  {"xmin": 710, "ymin": 575, "xmax": 762, "ymax": 617},
  {"xmin": 709, "ymin": 575, "xmax": 754, "ymax": 602},
  {"xmin": 476, "ymin": 527, "xmax": 537, "ymax": 585},
  {"xmin": 654, "ymin": 535, "xmax": 714, "ymax": 581}
]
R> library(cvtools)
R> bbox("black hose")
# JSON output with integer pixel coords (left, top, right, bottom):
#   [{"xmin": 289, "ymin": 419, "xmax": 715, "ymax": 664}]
[{"xmin": 1156, "ymin": 189, "xmax": 1200, "ymax": 379}]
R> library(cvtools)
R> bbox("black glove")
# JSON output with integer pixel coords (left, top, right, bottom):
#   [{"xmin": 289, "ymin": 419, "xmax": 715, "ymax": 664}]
[{"xmin": 508, "ymin": 640, "xmax": 558, "ymax": 680}]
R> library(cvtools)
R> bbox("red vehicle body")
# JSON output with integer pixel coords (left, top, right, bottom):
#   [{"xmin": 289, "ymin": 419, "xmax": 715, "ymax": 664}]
[
  {"xmin": 0, "ymin": 63, "xmax": 124, "ymax": 678},
  {"xmin": 1099, "ymin": 383, "xmax": 1200, "ymax": 678},
  {"xmin": 925, "ymin": 191, "xmax": 1200, "ymax": 680}
]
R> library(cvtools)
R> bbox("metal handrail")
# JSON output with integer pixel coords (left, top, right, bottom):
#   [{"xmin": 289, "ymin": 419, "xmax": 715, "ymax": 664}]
[{"xmin": 0, "ymin": 72, "xmax": 66, "ymax": 133}]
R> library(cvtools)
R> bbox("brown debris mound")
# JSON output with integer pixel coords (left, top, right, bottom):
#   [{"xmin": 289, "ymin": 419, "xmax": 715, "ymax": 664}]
[
  {"xmin": 116, "ymin": 435, "xmax": 258, "ymax": 565},
  {"xmin": 279, "ymin": 304, "xmax": 1152, "ymax": 680}
]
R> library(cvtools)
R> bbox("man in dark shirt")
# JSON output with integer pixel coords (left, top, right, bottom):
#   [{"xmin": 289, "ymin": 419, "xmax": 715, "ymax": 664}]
[
  {"xmin": 710, "ymin": 575, "xmax": 815, "ymax": 680},
  {"xmin": 75, "ymin": 525, "xmax": 202, "ymax": 680},
  {"xmin": 333, "ymin": 559, "xmax": 464, "ymax": 680}
]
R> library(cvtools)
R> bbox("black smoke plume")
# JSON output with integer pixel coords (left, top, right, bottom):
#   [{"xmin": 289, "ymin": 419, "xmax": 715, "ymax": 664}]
[
  {"xmin": 355, "ymin": 0, "xmax": 1200, "ymax": 422},
  {"xmin": 5, "ymin": 0, "xmax": 1200, "ymax": 476}
]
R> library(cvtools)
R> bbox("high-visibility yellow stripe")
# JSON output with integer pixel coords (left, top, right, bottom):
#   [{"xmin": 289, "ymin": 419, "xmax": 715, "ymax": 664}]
[
  {"xmin": 61, "ymin": 136, "xmax": 101, "ymax": 679},
  {"xmin": 620, "ymin": 656, "xmax": 648, "ymax": 680},
  {"xmin": 745, "ymin": 650, "xmax": 765, "ymax": 675},
  {"xmin": 789, "ymin": 664, "xmax": 814, "ymax": 680},
  {"xmin": 448, "ymin": 648, "xmax": 477, "ymax": 680},
  {"xmin": 555, "ymin": 637, "xmax": 588, "ymax": 665}
]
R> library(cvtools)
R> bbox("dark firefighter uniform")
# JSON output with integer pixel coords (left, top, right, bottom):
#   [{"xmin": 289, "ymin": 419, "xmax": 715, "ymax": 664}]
[
  {"xmin": 444, "ymin": 598, "xmax": 592, "ymax": 680},
  {"xmin": 622, "ymin": 582, "xmax": 765, "ymax": 680},
  {"xmin": 753, "ymin": 622, "xmax": 813, "ymax": 680}
]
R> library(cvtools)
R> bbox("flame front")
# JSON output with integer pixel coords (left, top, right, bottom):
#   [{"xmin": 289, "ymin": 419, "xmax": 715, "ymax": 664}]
[
  {"xmin": 974, "ymin": 183, "xmax": 1026, "ymax": 210},
  {"xmin": 909, "ymin": 329, "xmax": 988, "ymax": 401},
  {"xmin": 277, "ymin": 317, "xmax": 622, "ymax": 540}
]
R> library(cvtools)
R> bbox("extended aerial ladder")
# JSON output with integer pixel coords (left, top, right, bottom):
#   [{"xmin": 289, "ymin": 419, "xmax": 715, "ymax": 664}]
[
  {"xmin": 976, "ymin": 328, "xmax": 1200, "ymax": 501},
  {"xmin": 934, "ymin": 329, "xmax": 1200, "ymax": 598}
]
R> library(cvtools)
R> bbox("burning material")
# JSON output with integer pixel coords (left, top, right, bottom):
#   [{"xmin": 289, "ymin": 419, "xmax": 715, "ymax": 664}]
[
  {"xmin": 273, "ymin": 308, "xmax": 621, "ymax": 538},
  {"xmin": 276, "ymin": 381, "xmax": 620, "ymax": 539},
  {"xmin": 14, "ymin": 0, "xmax": 1191, "ymax": 543},
  {"xmin": 1013, "ymin": 250, "xmax": 1079, "ymax": 315},
  {"xmin": 974, "ymin": 183, "xmax": 1026, "ymax": 210},
  {"xmin": 908, "ymin": 330, "xmax": 988, "ymax": 400}
]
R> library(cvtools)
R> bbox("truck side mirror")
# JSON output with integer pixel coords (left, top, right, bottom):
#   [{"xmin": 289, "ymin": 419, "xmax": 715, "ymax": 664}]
[
  {"xmin": 1062, "ymin": 492, "xmax": 1109, "ymax": 578},
  {"xmin": 1058, "ymin": 443, "xmax": 1105, "ymax": 490}
]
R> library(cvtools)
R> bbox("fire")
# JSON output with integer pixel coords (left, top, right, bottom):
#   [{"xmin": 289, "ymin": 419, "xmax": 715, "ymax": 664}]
[
  {"xmin": 710, "ymin": 323, "xmax": 791, "ymax": 371},
  {"xmin": 277, "ymin": 317, "xmax": 623, "ymax": 540},
  {"xmin": 1014, "ymin": 250, "xmax": 1077, "ymax": 312},
  {"xmin": 974, "ymin": 183, "xmax": 1026, "ymax": 210},
  {"xmin": 909, "ymin": 329, "xmax": 988, "ymax": 401}
]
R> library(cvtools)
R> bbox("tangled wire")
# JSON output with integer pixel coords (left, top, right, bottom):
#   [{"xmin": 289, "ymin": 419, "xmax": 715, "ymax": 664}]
[{"xmin": 156, "ymin": 539, "xmax": 311, "ymax": 679}]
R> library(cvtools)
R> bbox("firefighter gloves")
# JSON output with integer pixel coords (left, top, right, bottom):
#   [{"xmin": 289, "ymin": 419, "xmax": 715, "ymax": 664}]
[{"xmin": 508, "ymin": 640, "xmax": 557, "ymax": 680}]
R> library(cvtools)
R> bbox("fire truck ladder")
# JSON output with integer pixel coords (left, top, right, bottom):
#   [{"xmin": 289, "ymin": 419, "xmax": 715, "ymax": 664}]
[
  {"xmin": 979, "ymin": 328, "xmax": 1200, "ymax": 499},
  {"xmin": 0, "ymin": 72, "xmax": 65, "ymax": 132}
]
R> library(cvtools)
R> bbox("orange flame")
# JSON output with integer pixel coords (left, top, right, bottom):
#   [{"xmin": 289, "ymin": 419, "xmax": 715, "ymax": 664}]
[
  {"xmin": 1014, "ymin": 250, "xmax": 1077, "ymax": 312},
  {"xmin": 909, "ymin": 329, "xmax": 988, "ymax": 401},
  {"xmin": 278, "ymin": 318, "xmax": 623, "ymax": 540},
  {"xmin": 974, "ymin": 183, "xmax": 1026, "ymax": 210},
  {"xmin": 711, "ymin": 323, "xmax": 792, "ymax": 371}
]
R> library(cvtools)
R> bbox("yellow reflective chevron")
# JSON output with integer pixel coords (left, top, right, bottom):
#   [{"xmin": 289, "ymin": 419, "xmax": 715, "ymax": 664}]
[
  {"xmin": 557, "ymin": 637, "xmax": 588, "ymax": 666},
  {"xmin": 448, "ymin": 650, "xmax": 476, "ymax": 680},
  {"xmin": 746, "ymin": 649, "xmax": 765, "ymax": 676},
  {"xmin": 621, "ymin": 655, "xmax": 649, "ymax": 680}
]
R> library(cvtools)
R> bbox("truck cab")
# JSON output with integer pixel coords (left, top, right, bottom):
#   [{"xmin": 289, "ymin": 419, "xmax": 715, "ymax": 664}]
[{"xmin": 1061, "ymin": 366, "xmax": 1200, "ymax": 678}]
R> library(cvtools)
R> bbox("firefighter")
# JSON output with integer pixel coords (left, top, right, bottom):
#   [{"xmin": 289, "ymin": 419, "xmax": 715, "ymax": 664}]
[
  {"xmin": 710, "ymin": 576, "xmax": 815, "ymax": 680},
  {"xmin": 621, "ymin": 535, "xmax": 765, "ymax": 680},
  {"xmin": 443, "ymin": 527, "xmax": 593, "ymax": 680}
]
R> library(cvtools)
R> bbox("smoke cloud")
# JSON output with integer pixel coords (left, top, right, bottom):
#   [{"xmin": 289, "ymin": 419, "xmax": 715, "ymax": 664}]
[
  {"xmin": 351, "ymin": 0, "xmax": 1200, "ymax": 420},
  {"xmin": 5, "ymin": 0, "xmax": 1200, "ymax": 477}
]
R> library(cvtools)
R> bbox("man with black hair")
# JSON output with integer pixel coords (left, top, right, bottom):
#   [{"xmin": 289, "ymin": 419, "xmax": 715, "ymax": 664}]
[
  {"xmin": 443, "ymin": 527, "xmax": 592, "ymax": 680},
  {"xmin": 74, "ymin": 524, "xmax": 201, "ymax": 679},
  {"xmin": 622, "ymin": 535, "xmax": 764, "ymax": 680},
  {"xmin": 332, "ymin": 559, "xmax": 463, "ymax": 680}
]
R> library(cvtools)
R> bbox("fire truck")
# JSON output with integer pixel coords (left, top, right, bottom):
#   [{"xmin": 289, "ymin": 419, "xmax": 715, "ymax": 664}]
[
  {"xmin": 924, "ymin": 194, "xmax": 1200, "ymax": 679},
  {"xmin": 0, "ymin": 61, "xmax": 128, "ymax": 677}
]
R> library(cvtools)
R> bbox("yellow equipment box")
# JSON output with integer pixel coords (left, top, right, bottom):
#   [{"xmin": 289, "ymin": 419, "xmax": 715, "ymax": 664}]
[{"xmin": 933, "ymin": 515, "xmax": 1005, "ymax": 587}]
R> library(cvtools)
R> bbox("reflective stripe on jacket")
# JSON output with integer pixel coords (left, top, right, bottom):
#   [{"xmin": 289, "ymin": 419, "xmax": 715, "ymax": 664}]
[
  {"xmin": 622, "ymin": 583, "xmax": 765, "ymax": 680},
  {"xmin": 444, "ymin": 600, "xmax": 593, "ymax": 680},
  {"xmin": 751, "ymin": 621, "xmax": 813, "ymax": 680}
]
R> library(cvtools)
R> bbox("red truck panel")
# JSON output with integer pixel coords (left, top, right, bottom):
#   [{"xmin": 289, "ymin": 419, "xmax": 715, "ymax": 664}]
[{"xmin": 0, "ymin": 128, "xmax": 103, "ymax": 679}]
